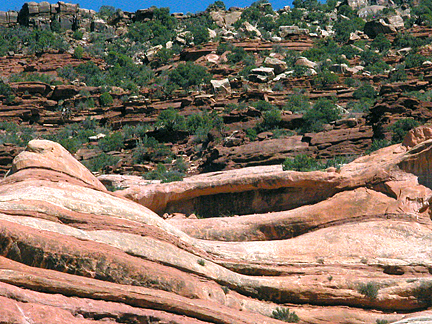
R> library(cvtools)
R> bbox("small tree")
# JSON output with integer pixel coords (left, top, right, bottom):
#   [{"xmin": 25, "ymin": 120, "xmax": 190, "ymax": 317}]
[
  {"xmin": 302, "ymin": 98, "xmax": 341, "ymax": 133},
  {"xmin": 100, "ymin": 92, "xmax": 113, "ymax": 107}
]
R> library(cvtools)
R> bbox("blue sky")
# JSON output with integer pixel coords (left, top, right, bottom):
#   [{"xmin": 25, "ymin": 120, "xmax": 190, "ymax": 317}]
[{"xmin": 0, "ymin": 0, "xmax": 293, "ymax": 14}]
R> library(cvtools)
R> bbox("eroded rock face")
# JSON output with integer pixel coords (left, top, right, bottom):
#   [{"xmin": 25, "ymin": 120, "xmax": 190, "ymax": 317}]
[{"xmin": 1, "ymin": 137, "xmax": 432, "ymax": 323}]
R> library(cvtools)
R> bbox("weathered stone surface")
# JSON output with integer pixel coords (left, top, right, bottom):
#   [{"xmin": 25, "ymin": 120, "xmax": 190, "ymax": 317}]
[{"xmin": 1, "ymin": 137, "xmax": 432, "ymax": 323}]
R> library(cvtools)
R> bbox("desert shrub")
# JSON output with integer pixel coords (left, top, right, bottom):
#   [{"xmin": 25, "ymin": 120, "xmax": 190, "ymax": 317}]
[
  {"xmin": 370, "ymin": 33, "xmax": 391, "ymax": 53},
  {"xmin": 246, "ymin": 128, "xmax": 257, "ymax": 140},
  {"xmin": 82, "ymin": 153, "xmax": 120, "ymax": 173},
  {"xmin": 9, "ymin": 72, "xmax": 60, "ymax": 85},
  {"xmin": 98, "ymin": 5, "xmax": 117, "ymax": 19},
  {"xmin": 271, "ymin": 307, "xmax": 299, "ymax": 322},
  {"xmin": 207, "ymin": 0, "xmax": 226, "ymax": 10},
  {"xmin": 313, "ymin": 71, "xmax": 339, "ymax": 89},
  {"xmin": 98, "ymin": 132, "xmax": 124, "ymax": 152},
  {"xmin": 100, "ymin": 92, "xmax": 113, "ymax": 107},
  {"xmin": 186, "ymin": 110, "xmax": 223, "ymax": 139},
  {"xmin": 361, "ymin": 49, "xmax": 381, "ymax": 66},
  {"xmin": 127, "ymin": 7, "xmax": 177, "ymax": 47},
  {"xmin": 344, "ymin": 77, "xmax": 361, "ymax": 88},
  {"xmin": 234, "ymin": 0, "xmax": 274, "ymax": 27},
  {"xmin": 27, "ymin": 29, "xmax": 69, "ymax": 53},
  {"xmin": 339, "ymin": 45, "xmax": 361, "ymax": 59},
  {"xmin": 0, "ymin": 80, "xmax": 12, "ymax": 97},
  {"xmin": 283, "ymin": 92, "xmax": 310, "ymax": 112},
  {"xmin": 157, "ymin": 108, "xmax": 186, "ymax": 132},
  {"xmin": 367, "ymin": 61, "xmax": 390, "ymax": 75},
  {"xmin": 227, "ymin": 46, "xmax": 248, "ymax": 64},
  {"xmin": 376, "ymin": 320, "xmax": 389, "ymax": 324},
  {"xmin": 122, "ymin": 123, "xmax": 151, "ymax": 140},
  {"xmin": 393, "ymin": 33, "xmax": 428, "ymax": 50},
  {"xmin": 405, "ymin": 53, "xmax": 427, "ymax": 69},
  {"xmin": 73, "ymin": 45, "xmax": 84, "ymax": 59},
  {"xmin": 0, "ymin": 122, "xmax": 35, "ymax": 146},
  {"xmin": 389, "ymin": 118, "xmax": 420, "ymax": 143},
  {"xmin": 252, "ymin": 100, "xmax": 274, "ymax": 111},
  {"xmin": 353, "ymin": 83, "xmax": 376, "ymax": 100},
  {"xmin": 144, "ymin": 162, "xmax": 184, "ymax": 183},
  {"xmin": 258, "ymin": 108, "xmax": 282, "ymax": 131},
  {"xmin": 188, "ymin": 24, "xmax": 210, "ymax": 45},
  {"xmin": 72, "ymin": 30, "xmax": 84, "ymax": 40},
  {"xmin": 283, "ymin": 154, "xmax": 320, "ymax": 171},
  {"xmin": 346, "ymin": 98, "xmax": 374, "ymax": 113},
  {"xmin": 388, "ymin": 64, "xmax": 407, "ymax": 82},
  {"xmin": 168, "ymin": 62, "xmax": 211, "ymax": 90},
  {"xmin": 132, "ymin": 136, "xmax": 172, "ymax": 163},
  {"xmin": 413, "ymin": 280, "xmax": 432, "ymax": 306},
  {"xmin": 187, "ymin": 111, "xmax": 223, "ymax": 143},
  {"xmin": 283, "ymin": 154, "xmax": 351, "ymax": 172},
  {"xmin": 357, "ymin": 282, "xmax": 379, "ymax": 299},
  {"xmin": 302, "ymin": 98, "xmax": 340, "ymax": 133},
  {"xmin": 333, "ymin": 17, "xmax": 365, "ymax": 43}
]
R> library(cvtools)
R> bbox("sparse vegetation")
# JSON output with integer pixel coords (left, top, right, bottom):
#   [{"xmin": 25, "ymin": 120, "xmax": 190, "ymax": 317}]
[
  {"xmin": 357, "ymin": 282, "xmax": 379, "ymax": 299},
  {"xmin": 271, "ymin": 307, "xmax": 299, "ymax": 323}
]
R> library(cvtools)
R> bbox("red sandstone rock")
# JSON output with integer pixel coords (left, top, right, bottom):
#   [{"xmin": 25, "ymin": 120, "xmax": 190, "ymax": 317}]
[{"xmin": 0, "ymin": 136, "xmax": 432, "ymax": 323}]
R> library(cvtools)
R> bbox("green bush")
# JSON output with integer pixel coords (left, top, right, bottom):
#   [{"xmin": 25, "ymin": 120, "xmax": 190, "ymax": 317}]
[
  {"xmin": 82, "ymin": 153, "xmax": 120, "ymax": 173},
  {"xmin": 9, "ymin": 72, "xmax": 60, "ymax": 85},
  {"xmin": 357, "ymin": 282, "xmax": 379, "ymax": 299},
  {"xmin": 207, "ymin": 1, "xmax": 226, "ymax": 10},
  {"xmin": 73, "ymin": 46, "xmax": 84, "ymax": 59},
  {"xmin": 123, "ymin": 123, "xmax": 151, "ymax": 140},
  {"xmin": 0, "ymin": 122, "xmax": 35, "ymax": 146},
  {"xmin": 366, "ymin": 139, "xmax": 391, "ymax": 155},
  {"xmin": 127, "ymin": 7, "xmax": 177, "ymax": 47},
  {"xmin": 144, "ymin": 162, "xmax": 184, "ymax": 183},
  {"xmin": 370, "ymin": 33, "xmax": 391, "ymax": 53},
  {"xmin": 405, "ymin": 53, "xmax": 427, "ymax": 69},
  {"xmin": 283, "ymin": 154, "xmax": 320, "ymax": 171},
  {"xmin": 353, "ymin": 83, "xmax": 376, "ymax": 100},
  {"xmin": 388, "ymin": 65, "xmax": 407, "ymax": 82},
  {"xmin": 72, "ymin": 30, "xmax": 84, "ymax": 40},
  {"xmin": 271, "ymin": 307, "xmax": 299, "ymax": 322},
  {"xmin": 313, "ymin": 71, "xmax": 339, "ymax": 89},
  {"xmin": 98, "ymin": 132, "xmax": 124, "ymax": 152},
  {"xmin": 302, "ymin": 98, "xmax": 340, "ymax": 133},
  {"xmin": 0, "ymin": 80, "xmax": 12, "ymax": 97},
  {"xmin": 100, "ymin": 92, "xmax": 114, "ymax": 107},
  {"xmin": 283, "ymin": 92, "xmax": 310, "ymax": 112},
  {"xmin": 258, "ymin": 108, "xmax": 282, "ymax": 131},
  {"xmin": 389, "ymin": 118, "xmax": 420, "ymax": 143},
  {"xmin": 252, "ymin": 100, "xmax": 274, "ymax": 111},
  {"xmin": 168, "ymin": 62, "xmax": 211, "ymax": 90},
  {"xmin": 227, "ymin": 46, "xmax": 248, "ymax": 64},
  {"xmin": 157, "ymin": 108, "xmax": 186, "ymax": 132},
  {"xmin": 132, "ymin": 136, "xmax": 172, "ymax": 163},
  {"xmin": 333, "ymin": 17, "xmax": 365, "ymax": 43}
]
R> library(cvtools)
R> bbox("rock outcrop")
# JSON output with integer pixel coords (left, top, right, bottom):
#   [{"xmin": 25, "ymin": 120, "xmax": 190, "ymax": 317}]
[{"xmin": 2, "ymin": 136, "xmax": 432, "ymax": 323}]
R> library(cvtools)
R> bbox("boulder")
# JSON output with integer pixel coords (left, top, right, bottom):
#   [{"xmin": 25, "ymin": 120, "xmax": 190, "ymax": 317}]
[
  {"xmin": 279, "ymin": 25, "xmax": 309, "ymax": 38},
  {"xmin": 248, "ymin": 67, "xmax": 275, "ymax": 82},
  {"xmin": 50, "ymin": 85, "xmax": 78, "ymax": 101},
  {"xmin": 210, "ymin": 78, "xmax": 232, "ymax": 95},
  {"xmin": 264, "ymin": 57, "xmax": 287, "ymax": 75},
  {"xmin": 295, "ymin": 56, "xmax": 317, "ymax": 69},
  {"xmin": 364, "ymin": 19, "xmax": 398, "ymax": 38},
  {"xmin": 240, "ymin": 21, "xmax": 261, "ymax": 37},
  {"xmin": 347, "ymin": 0, "xmax": 369, "ymax": 9}
]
